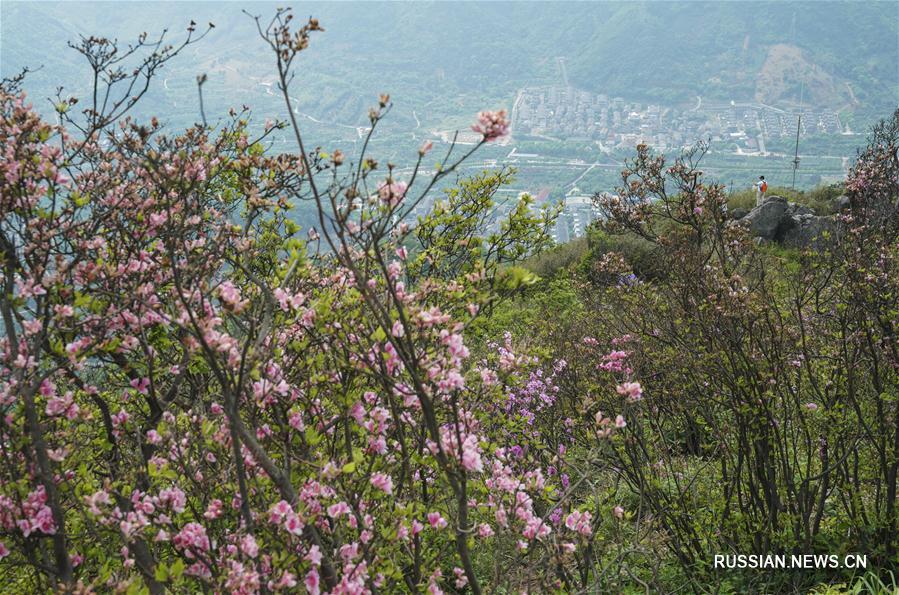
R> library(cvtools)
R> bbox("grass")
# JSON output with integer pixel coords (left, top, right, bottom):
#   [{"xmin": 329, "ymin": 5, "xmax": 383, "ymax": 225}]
[{"xmin": 727, "ymin": 183, "xmax": 845, "ymax": 215}]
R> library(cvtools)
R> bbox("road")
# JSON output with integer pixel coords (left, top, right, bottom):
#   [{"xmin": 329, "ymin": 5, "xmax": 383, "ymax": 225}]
[
  {"xmin": 259, "ymin": 82, "xmax": 364, "ymax": 135},
  {"xmin": 844, "ymin": 83, "xmax": 859, "ymax": 106},
  {"xmin": 556, "ymin": 57, "xmax": 570, "ymax": 88},
  {"xmin": 568, "ymin": 163, "xmax": 598, "ymax": 189}
]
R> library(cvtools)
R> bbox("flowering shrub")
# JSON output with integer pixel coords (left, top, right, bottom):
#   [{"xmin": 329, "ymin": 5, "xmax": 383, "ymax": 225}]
[
  {"xmin": 0, "ymin": 9, "xmax": 635, "ymax": 594},
  {"xmin": 553, "ymin": 121, "xmax": 898, "ymax": 588},
  {"xmin": 3, "ymin": 6, "xmax": 896, "ymax": 592}
]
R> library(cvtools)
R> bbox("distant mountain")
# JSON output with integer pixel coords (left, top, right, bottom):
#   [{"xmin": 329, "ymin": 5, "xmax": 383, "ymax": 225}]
[
  {"xmin": 2, "ymin": 1, "xmax": 896, "ymax": 133},
  {"xmin": 563, "ymin": 2, "xmax": 897, "ymax": 112}
]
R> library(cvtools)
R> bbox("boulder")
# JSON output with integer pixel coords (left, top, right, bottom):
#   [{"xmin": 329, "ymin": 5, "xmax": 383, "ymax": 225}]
[
  {"xmin": 743, "ymin": 196, "xmax": 789, "ymax": 240},
  {"xmin": 782, "ymin": 215, "xmax": 838, "ymax": 250},
  {"xmin": 837, "ymin": 195, "xmax": 851, "ymax": 211},
  {"xmin": 730, "ymin": 207, "xmax": 749, "ymax": 220},
  {"xmin": 739, "ymin": 195, "xmax": 840, "ymax": 249},
  {"xmin": 788, "ymin": 203, "xmax": 815, "ymax": 217}
]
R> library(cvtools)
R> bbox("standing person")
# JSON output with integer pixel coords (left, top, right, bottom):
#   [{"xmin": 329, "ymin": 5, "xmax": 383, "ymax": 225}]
[{"xmin": 754, "ymin": 175, "xmax": 768, "ymax": 206}]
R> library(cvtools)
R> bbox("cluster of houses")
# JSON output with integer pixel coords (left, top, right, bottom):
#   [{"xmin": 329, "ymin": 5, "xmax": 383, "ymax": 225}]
[
  {"xmin": 550, "ymin": 192, "xmax": 605, "ymax": 244},
  {"xmin": 512, "ymin": 85, "xmax": 847, "ymax": 154}
]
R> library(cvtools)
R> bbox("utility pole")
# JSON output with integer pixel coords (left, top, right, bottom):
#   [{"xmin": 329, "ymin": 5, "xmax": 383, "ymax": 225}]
[{"xmin": 791, "ymin": 114, "xmax": 801, "ymax": 190}]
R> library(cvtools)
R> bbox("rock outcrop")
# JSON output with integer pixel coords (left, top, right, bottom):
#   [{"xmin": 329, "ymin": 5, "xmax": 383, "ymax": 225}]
[
  {"xmin": 742, "ymin": 196, "xmax": 790, "ymax": 240},
  {"xmin": 731, "ymin": 195, "xmax": 839, "ymax": 249}
]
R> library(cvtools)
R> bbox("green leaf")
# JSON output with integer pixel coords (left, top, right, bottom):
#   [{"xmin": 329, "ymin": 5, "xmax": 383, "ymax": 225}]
[
  {"xmin": 170, "ymin": 559, "xmax": 185, "ymax": 579},
  {"xmin": 154, "ymin": 563, "xmax": 169, "ymax": 582}
]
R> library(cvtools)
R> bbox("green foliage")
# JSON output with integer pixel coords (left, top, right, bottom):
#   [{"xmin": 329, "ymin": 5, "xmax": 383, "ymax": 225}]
[
  {"xmin": 523, "ymin": 236, "xmax": 589, "ymax": 279},
  {"xmin": 465, "ymin": 119, "xmax": 899, "ymax": 592},
  {"xmin": 410, "ymin": 168, "xmax": 559, "ymax": 283},
  {"xmin": 813, "ymin": 571, "xmax": 899, "ymax": 595}
]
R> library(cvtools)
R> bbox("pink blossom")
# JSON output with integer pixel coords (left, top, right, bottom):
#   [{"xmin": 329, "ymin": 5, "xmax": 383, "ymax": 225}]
[
  {"xmin": 288, "ymin": 410, "xmax": 305, "ymax": 431},
  {"xmin": 269, "ymin": 500, "xmax": 293, "ymax": 522},
  {"xmin": 564, "ymin": 510, "xmax": 593, "ymax": 536},
  {"xmin": 327, "ymin": 501, "xmax": 351, "ymax": 518},
  {"xmin": 370, "ymin": 472, "xmax": 393, "ymax": 495},
  {"xmin": 45, "ymin": 392, "xmax": 79, "ymax": 419},
  {"xmin": 427, "ymin": 512, "xmax": 448, "ymax": 530},
  {"xmin": 274, "ymin": 287, "xmax": 291, "ymax": 311},
  {"xmin": 22, "ymin": 319, "xmax": 42, "ymax": 335},
  {"xmin": 460, "ymin": 435, "xmax": 484, "ymax": 472},
  {"xmin": 454, "ymin": 567, "xmax": 469, "ymax": 589},
  {"xmin": 158, "ymin": 487, "xmax": 186, "ymax": 513},
  {"xmin": 54, "ymin": 304, "xmax": 74, "ymax": 318},
  {"xmin": 85, "ymin": 490, "xmax": 111, "ymax": 516},
  {"xmin": 616, "ymin": 381, "xmax": 643, "ymax": 401},
  {"xmin": 39, "ymin": 381, "xmax": 58, "ymax": 402},
  {"xmin": 284, "ymin": 513, "xmax": 304, "ymax": 535},
  {"xmin": 377, "ymin": 180, "xmax": 408, "ymax": 208},
  {"xmin": 305, "ymin": 544, "xmax": 322, "ymax": 566},
  {"xmin": 111, "ymin": 408, "xmax": 130, "ymax": 429},
  {"xmin": 130, "ymin": 377, "xmax": 150, "ymax": 395},
  {"xmin": 471, "ymin": 109, "xmax": 510, "ymax": 141},
  {"xmin": 203, "ymin": 499, "xmax": 223, "ymax": 520},
  {"xmin": 391, "ymin": 319, "xmax": 405, "ymax": 338},
  {"xmin": 304, "ymin": 569, "xmax": 321, "ymax": 595},
  {"xmin": 173, "ymin": 523, "xmax": 210, "ymax": 558},
  {"xmin": 218, "ymin": 281, "xmax": 249, "ymax": 312},
  {"xmin": 240, "ymin": 534, "xmax": 259, "ymax": 558},
  {"xmin": 272, "ymin": 571, "xmax": 297, "ymax": 590}
]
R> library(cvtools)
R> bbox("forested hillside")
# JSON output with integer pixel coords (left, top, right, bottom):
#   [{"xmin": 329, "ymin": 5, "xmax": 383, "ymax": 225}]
[{"xmin": 3, "ymin": 1, "xmax": 897, "ymax": 128}]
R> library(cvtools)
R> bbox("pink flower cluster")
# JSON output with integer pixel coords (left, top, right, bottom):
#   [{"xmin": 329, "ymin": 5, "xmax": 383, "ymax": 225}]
[
  {"xmin": 599, "ymin": 350, "xmax": 631, "ymax": 373},
  {"xmin": 616, "ymin": 381, "xmax": 643, "ymax": 402},
  {"xmin": 471, "ymin": 109, "xmax": 510, "ymax": 141},
  {"xmin": 0, "ymin": 486, "xmax": 56, "ymax": 537},
  {"xmin": 218, "ymin": 281, "xmax": 249, "ymax": 313},
  {"xmin": 172, "ymin": 522, "xmax": 211, "ymax": 558},
  {"xmin": 269, "ymin": 500, "xmax": 305, "ymax": 535},
  {"xmin": 564, "ymin": 510, "xmax": 593, "ymax": 536},
  {"xmin": 45, "ymin": 391, "xmax": 79, "ymax": 420},
  {"xmin": 377, "ymin": 180, "xmax": 408, "ymax": 208},
  {"xmin": 594, "ymin": 410, "xmax": 626, "ymax": 439}
]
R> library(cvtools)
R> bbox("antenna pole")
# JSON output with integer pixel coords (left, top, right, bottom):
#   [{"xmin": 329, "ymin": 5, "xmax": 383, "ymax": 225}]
[{"xmin": 791, "ymin": 114, "xmax": 801, "ymax": 190}]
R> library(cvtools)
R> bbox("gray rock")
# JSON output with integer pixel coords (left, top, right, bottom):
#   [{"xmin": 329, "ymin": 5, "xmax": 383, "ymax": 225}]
[
  {"xmin": 783, "ymin": 215, "xmax": 838, "ymax": 249},
  {"xmin": 743, "ymin": 196, "xmax": 789, "ymax": 240},
  {"xmin": 837, "ymin": 195, "xmax": 851, "ymax": 211},
  {"xmin": 739, "ymin": 195, "xmax": 842, "ymax": 249},
  {"xmin": 788, "ymin": 204, "xmax": 815, "ymax": 217},
  {"xmin": 730, "ymin": 207, "xmax": 749, "ymax": 220}
]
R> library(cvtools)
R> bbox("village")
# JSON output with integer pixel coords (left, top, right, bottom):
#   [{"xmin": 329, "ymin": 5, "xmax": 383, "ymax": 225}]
[{"xmin": 512, "ymin": 85, "xmax": 846, "ymax": 154}]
